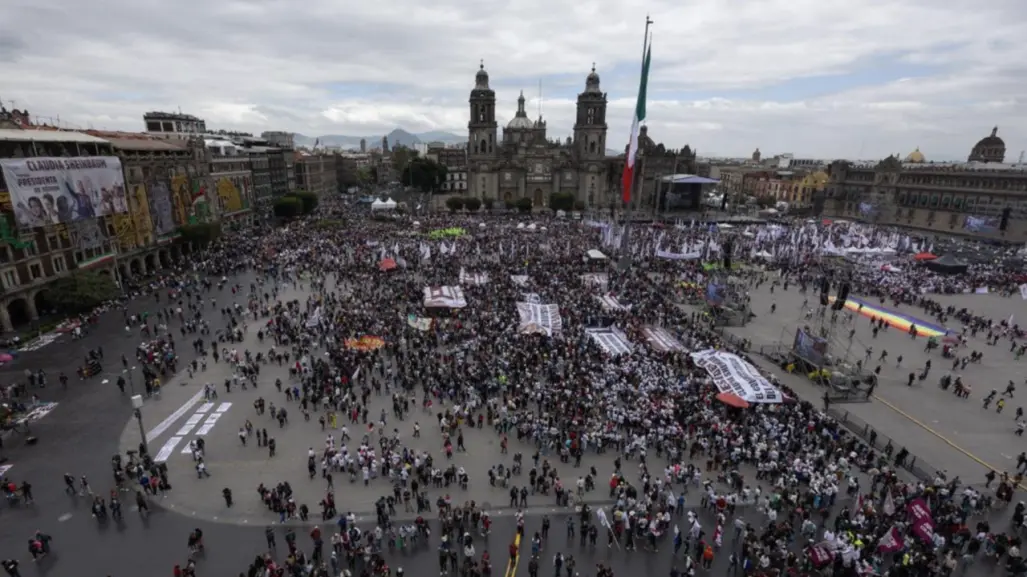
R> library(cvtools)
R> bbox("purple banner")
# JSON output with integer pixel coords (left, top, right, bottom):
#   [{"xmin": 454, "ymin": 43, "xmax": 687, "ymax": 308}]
[{"xmin": 906, "ymin": 498, "xmax": 934, "ymax": 543}]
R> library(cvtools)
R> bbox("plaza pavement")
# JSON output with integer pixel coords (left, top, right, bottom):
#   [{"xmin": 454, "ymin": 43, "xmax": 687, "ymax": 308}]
[
  {"xmin": 131, "ymin": 278, "xmax": 884, "ymax": 529},
  {"xmin": 726, "ymin": 283, "xmax": 1027, "ymax": 484}
]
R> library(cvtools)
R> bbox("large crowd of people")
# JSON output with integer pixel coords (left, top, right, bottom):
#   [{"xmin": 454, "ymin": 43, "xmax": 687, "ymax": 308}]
[{"xmin": 2, "ymin": 197, "xmax": 1026, "ymax": 577}]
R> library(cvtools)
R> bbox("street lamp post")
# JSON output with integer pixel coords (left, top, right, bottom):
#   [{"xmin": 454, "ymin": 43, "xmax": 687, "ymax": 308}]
[
  {"xmin": 131, "ymin": 395, "xmax": 149, "ymax": 457},
  {"xmin": 123, "ymin": 366, "xmax": 137, "ymax": 395}
]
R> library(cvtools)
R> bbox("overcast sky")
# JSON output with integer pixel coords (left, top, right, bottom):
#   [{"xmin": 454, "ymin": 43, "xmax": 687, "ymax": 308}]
[{"xmin": 2, "ymin": 0, "xmax": 1025, "ymax": 161}]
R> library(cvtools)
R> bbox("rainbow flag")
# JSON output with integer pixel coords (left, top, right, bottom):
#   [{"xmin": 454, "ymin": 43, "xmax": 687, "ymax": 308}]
[{"xmin": 829, "ymin": 296, "xmax": 948, "ymax": 338}]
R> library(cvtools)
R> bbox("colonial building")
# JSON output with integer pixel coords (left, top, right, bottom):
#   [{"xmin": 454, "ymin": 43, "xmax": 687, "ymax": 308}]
[
  {"xmin": 466, "ymin": 63, "xmax": 612, "ymax": 208},
  {"xmin": 205, "ymin": 139, "xmax": 255, "ymax": 224},
  {"xmin": 85, "ymin": 131, "xmax": 210, "ymax": 278},
  {"xmin": 428, "ymin": 145, "xmax": 468, "ymax": 193},
  {"xmin": 824, "ymin": 127, "xmax": 1027, "ymax": 240},
  {"xmin": 144, "ymin": 111, "xmax": 207, "ymax": 138},
  {"xmin": 295, "ymin": 152, "xmax": 338, "ymax": 196}
]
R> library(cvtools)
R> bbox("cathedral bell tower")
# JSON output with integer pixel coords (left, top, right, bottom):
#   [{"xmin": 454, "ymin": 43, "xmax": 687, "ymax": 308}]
[
  {"xmin": 468, "ymin": 61, "xmax": 498, "ymax": 159},
  {"xmin": 573, "ymin": 64, "xmax": 608, "ymax": 161}
]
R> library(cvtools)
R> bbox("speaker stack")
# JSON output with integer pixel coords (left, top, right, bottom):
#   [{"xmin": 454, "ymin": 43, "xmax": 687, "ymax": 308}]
[{"xmin": 832, "ymin": 281, "xmax": 851, "ymax": 310}]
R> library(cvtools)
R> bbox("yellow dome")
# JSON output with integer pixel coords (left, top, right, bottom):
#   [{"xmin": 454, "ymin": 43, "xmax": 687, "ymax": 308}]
[{"xmin": 904, "ymin": 147, "xmax": 926, "ymax": 163}]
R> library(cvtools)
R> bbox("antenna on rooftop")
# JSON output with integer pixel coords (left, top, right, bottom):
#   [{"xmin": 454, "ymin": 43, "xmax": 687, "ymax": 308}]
[
  {"xmin": 538, "ymin": 79, "xmax": 543, "ymax": 118},
  {"xmin": 1019, "ymin": 151, "xmax": 1024, "ymax": 164}
]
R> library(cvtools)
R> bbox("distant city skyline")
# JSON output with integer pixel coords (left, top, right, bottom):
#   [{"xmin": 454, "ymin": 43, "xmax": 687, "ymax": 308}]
[{"xmin": 2, "ymin": 0, "xmax": 1025, "ymax": 161}]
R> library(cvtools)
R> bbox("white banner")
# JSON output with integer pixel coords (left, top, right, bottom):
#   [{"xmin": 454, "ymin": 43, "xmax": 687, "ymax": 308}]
[
  {"xmin": 580, "ymin": 273, "xmax": 609, "ymax": 291},
  {"xmin": 585, "ymin": 327, "xmax": 632, "ymax": 355},
  {"xmin": 642, "ymin": 326, "xmax": 684, "ymax": 352},
  {"xmin": 1, "ymin": 156, "xmax": 128, "ymax": 227},
  {"xmin": 597, "ymin": 294, "xmax": 630, "ymax": 311},
  {"xmin": 1019, "ymin": 283, "xmax": 1027, "ymax": 300},
  {"xmin": 522, "ymin": 293, "xmax": 542, "ymax": 304},
  {"xmin": 459, "ymin": 267, "xmax": 490, "ymax": 286},
  {"xmin": 510, "ymin": 275, "xmax": 530, "ymax": 286},
  {"xmin": 516, "ymin": 302, "xmax": 562, "ymax": 337},
  {"xmin": 423, "ymin": 286, "xmax": 467, "ymax": 308},
  {"xmin": 690, "ymin": 349, "xmax": 784, "ymax": 403}
]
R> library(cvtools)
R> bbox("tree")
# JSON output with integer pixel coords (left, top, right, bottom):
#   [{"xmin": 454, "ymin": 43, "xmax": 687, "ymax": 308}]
[
  {"xmin": 445, "ymin": 196, "xmax": 465, "ymax": 212},
  {"xmin": 402, "ymin": 158, "xmax": 448, "ymax": 192},
  {"xmin": 515, "ymin": 197, "xmax": 533, "ymax": 213},
  {"xmin": 548, "ymin": 192, "xmax": 575, "ymax": 212},
  {"xmin": 756, "ymin": 195, "xmax": 777, "ymax": 209},
  {"xmin": 274, "ymin": 196, "xmax": 303, "ymax": 218},
  {"xmin": 292, "ymin": 191, "xmax": 319, "ymax": 214},
  {"xmin": 179, "ymin": 222, "xmax": 221, "ymax": 248},
  {"xmin": 464, "ymin": 197, "xmax": 482, "ymax": 212},
  {"xmin": 391, "ymin": 147, "xmax": 420, "ymax": 176},
  {"xmin": 573, "ymin": 200, "xmax": 586, "ymax": 211},
  {"xmin": 483, "ymin": 197, "xmax": 495, "ymax": 211},
  {"xmin": 49, "ymin": 270, "xmax": 119, "ymax": 314}
]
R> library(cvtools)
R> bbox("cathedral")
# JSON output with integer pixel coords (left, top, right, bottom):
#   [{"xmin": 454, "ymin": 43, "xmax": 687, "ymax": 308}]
[{"xmin": 467, "ymin": 62, "xmax": 610, "ymax": 208}]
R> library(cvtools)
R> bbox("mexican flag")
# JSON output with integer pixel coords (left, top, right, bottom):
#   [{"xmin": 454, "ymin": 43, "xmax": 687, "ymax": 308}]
[{"xmin": 621, "ymin": 43, "xmax": 652, "ymax": 204}]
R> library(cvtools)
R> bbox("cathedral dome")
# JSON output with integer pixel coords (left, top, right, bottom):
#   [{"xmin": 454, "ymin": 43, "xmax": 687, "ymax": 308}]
[
  {"xmin": 507, "ymin": 91, "xmax": 533, "ymax": 129},
  {"xmin": 904, "ymin": 147, "xmax": 925, "ymax": 163},
  {"xmin": 968, "ymin": 126, "xmax": 1005, "ymax": 163}
]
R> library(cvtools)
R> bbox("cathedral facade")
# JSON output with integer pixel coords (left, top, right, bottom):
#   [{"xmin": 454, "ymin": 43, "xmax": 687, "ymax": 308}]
[{"xmin": 467, "ymin": 63, "xmax": 610, "ymax": 208}]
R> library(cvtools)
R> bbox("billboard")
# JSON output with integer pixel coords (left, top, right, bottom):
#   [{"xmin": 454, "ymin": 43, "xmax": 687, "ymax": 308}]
[
  {"xmin": 148, "ymin": 180, "xmax": 176, "ymax": 236},
  {"xmin": 130, "ymin": 184, "xmax": 154, "ymax": 245},
  {"xmin": 963, "ymin": 215, "xmax": 999, "ymax": 233},
  {"xmin": 0, "ymin": 157, "xmax": 128, "ymax": 227},
  {"xmin": 170, "ymin": 175, "xmax": 191, "ymax": 226},
  {"xmin": 216, "ymin": 175, "xmax": 248, "ymax": 213},
  {"xmin": 792, "ymin": 327, "xmax": 828, "ymax": 365}
]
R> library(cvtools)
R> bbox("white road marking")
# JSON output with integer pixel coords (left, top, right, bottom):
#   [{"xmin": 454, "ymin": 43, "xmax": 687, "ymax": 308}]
[
  {"xmin": 215, "ymin": 402, "xmax": 232, "ymax": 413},
  {"xmin": 145, "ymin": 390, "xmax": 205, "ymax": 442},
  {"xmin": 154, "ymin": 436, "xmax": 184, "ymax": 463},
  {"xmin": 176, "ymin": 413, "xmax": 205, "ymax": 436},
  {"xmin": 194, "ymin": 414, "xmax": 223, "ymax": 436},
  {"xmin": 196, "ymin": 402, "xmax": 215, "ymax": 414},
  {"xmin": 58, "ymin": 513, "xmax": 73, "ymax": 522}
]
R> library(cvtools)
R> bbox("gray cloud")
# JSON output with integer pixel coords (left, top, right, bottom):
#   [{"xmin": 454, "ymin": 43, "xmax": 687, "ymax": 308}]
[{"xmin": 0, "ymin": 0, "xmax": 1024, "ymax": 158}]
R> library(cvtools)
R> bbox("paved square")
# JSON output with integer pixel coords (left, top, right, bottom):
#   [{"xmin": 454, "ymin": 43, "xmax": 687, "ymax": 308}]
[{"xmin": 725, "ymin": 282, "xmax": 1027, "ymax": 483}]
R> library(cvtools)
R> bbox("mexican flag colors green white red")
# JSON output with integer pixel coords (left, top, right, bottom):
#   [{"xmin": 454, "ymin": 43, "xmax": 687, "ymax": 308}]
[{"xmin": 621, "ymin": 43, "xmax": 652, "ymax": 204}]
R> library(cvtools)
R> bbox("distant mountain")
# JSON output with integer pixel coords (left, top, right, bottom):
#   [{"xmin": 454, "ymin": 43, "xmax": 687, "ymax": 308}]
[{"xmin": 294, "ymin": 129, "xmax": 464, "ymax": 149}]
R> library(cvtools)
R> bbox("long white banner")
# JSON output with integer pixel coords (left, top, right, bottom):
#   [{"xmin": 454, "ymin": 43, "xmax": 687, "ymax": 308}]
[
  {"xmin": 690, "ymin": 349, "xmax": 784, "ymax": 403},
  {"xmin": 0, "ymin": 156, "xmax": 128, "ymax": 227},
  {"xmin": 516, "ymin": 302, "xmax": 562, "ymax": 337}
]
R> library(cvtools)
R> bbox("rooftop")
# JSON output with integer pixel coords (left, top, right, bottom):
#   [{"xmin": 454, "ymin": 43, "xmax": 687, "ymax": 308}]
[
  {"xmin": 84, "ymin": 130, "xmax": 187, "ymax": 151},
  {"xmin": 0, "ymin": 128, "xmax": 111, "ymax": 144},
  {"xmin": 144, "ymin": 111, "xmax": 204, "ymax": 121}
]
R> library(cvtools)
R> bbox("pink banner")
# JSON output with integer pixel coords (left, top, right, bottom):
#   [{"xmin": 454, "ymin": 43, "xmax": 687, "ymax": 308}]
[
  {"xmin": 906, "ymin": 498, "xmax": 934, "ymax": 543},
  {"xmin": 877, "ymin": 526, "xmax": 906, "ymax": 553}
]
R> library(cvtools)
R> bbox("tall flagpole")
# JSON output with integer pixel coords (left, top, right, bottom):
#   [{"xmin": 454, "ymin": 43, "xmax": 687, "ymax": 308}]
[{"xmin": 618, "ymin": 16, "xmax": 653, "ymax": 265}]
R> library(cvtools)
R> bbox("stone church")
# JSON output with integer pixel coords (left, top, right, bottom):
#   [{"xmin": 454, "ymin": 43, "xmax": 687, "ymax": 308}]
[{"xmin": 467, "ymin": 62, "xmax": 610, "ymax": 208}]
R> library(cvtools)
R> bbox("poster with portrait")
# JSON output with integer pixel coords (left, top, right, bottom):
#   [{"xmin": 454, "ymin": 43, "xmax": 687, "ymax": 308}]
[
  {"xmin": 147, "ymin": 180, "xmax": 176, "ymax": 236},
  {"xmin": 0, "ymin": 157, "xmax": 128, "ymax": 228},
  {"xmin": 68, "ymin": 218, "xmax": 106, "ymax": 251}
]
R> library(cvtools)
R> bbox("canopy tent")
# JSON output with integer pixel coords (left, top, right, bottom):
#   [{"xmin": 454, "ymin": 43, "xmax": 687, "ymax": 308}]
[
  {"xmin": 379, "ymin": 258, "xmax": 397, "ymax": 271},
  {"xmin": 913, "ymin": 252, "xmax": 937, "ymax": 261},
  {"xmin": 371, "ymin": 198, "xmax": 398, "ymax": 211},
  {"xmin": 657, "ymin": 173, "xmax": 721, "ymax": 185},
  {"xmin": 924, "ymin": 254, "xmax": 968, "ymax": 274},
  {"xmin": 586, "ymin": 249, "xmax": 608, "ymax": 260}
]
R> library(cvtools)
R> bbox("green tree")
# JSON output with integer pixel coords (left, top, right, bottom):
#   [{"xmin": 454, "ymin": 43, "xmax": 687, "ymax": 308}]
[
  {"xmin": 445, "ymin": 196, "xmax": 465, "ymax": 213},
  {"xmin": 391, "ymin": 147, "xmax": 420, "ymax": 176},
  {"xmin": 548, "ymin": 192, "xmax": 575, "ymax": 212},
  {"xmin": 573, "ymin": 200, "xmax": 586, "ymax": 211},
  {"xmin": 402, "ymin": 158, "xmax": 448, "ymax": 192},
  {"xmin": 49, "ymin": 270, "xmax": 119, "ymax": 313},
  {"xmin": 483, "ymin": 197, "xmax": 495, "ymax": 211},
  {"xmin": 292, "ymin": 191, "xmax": 319, "ymax": 214},
  {"xmin": 515, "ymin": 197, "xmax": 533, "ymax": 213},
  {"xmin": 463, "ymin": 197, "xmax": 482, "ymax": 212},
  {"xmin": 274, "ymin": 196, "xmax": 303, "ymax": 218},
  {"xmin": 178, "ymin": 222, "xmax": 221, "ymax": 248}
]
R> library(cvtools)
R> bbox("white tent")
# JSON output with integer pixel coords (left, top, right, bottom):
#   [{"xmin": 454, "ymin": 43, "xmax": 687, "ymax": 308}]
[
  {"xmin": 371, "ymin": 198, "xmax": 398, "ymax": 211},
  {"xmin": 587, "ymin": 249, "xmax": 608, "ymax": 260}
]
